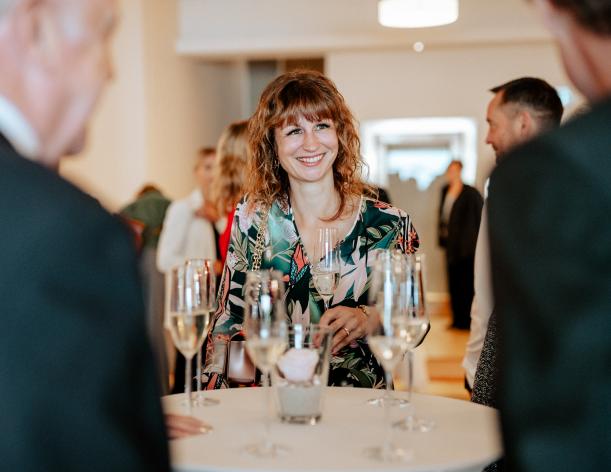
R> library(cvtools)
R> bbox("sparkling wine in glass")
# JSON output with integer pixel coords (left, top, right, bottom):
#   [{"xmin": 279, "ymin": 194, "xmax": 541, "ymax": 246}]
[
  {"xmin": 243, "ymin": 270, "xmax": 289, "ymax": 457},
  {"xmin": 366, "ymin": 249, "xmax": 409, "ymax": 408},
  {"xmin": 311, "ymin": 227, "xmax": 340, "ymax": 312},
  {"xmin": 168, "ymin": 265, "xmax": 213, "ymax": 426},
  {"xmin": 394, "ymin": 254, "xmax": 434, "ymax": 433},
  {"xmin": 365, "ymin": 253, "xmax": 413, "ymax": 462},
  {"xmin": 183, "ymin": 259, "xmax": 219, "ymax": 407}
]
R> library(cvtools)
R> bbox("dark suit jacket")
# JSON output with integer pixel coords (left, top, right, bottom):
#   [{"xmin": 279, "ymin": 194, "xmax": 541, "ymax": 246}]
[
  {"xmin": 0, "ymin": 136, "xmax": 169, "ymax": 471},
  {"xmin": 438, "ymin": 184, "xmax": 483, "ymax": 263},
  {"xmin": 488, "ymin": 97, "xmax": 611, "ymax": 471}
]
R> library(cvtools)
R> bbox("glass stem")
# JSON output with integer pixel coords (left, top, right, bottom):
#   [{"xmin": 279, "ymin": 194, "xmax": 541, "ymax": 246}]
[
  {"xmin": 185, "ymin": 355, "xmax": 193, "ymax": 415},
  {"xmin": 383, "ymin": 369, "xmax": 394, "ymax": 458},
  {"xmin": 407, "ymin": 349, "xmax": 414, "ymax": 403},
  {"xmin": 403, "ymin": 349, "xmax": 415, "ymax": 429},
  {"xmin": 196, "ymin": 349, "xmax": 203, "ymax": 394},
  {"xmin": 262, "ymin": 371, "xmax": 272, "ymax": 451},
  {"xmin": 323, "ymin": 298, "xmax": 329, "ymax": 312},
  {"xmin": 383, "ymin": 365, "xmax": 393, "ymax": 401}
]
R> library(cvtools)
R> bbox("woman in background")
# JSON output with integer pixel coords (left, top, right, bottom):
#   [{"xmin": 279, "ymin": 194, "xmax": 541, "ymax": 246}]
[{"xmin": 210, "ymin": 120, "xmax": 250, "ymax": 264}]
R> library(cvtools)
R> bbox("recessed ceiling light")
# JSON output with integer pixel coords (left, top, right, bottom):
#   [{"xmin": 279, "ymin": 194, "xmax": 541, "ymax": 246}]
[{"xmin": 413, "ymin": 41, "xmax": 425, "ymax": 52}]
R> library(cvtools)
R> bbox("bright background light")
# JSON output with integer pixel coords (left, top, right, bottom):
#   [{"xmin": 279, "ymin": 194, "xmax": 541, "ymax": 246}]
[{"xmin": 378, "ymin": 0, "xmax": 459, "ymax": 28}]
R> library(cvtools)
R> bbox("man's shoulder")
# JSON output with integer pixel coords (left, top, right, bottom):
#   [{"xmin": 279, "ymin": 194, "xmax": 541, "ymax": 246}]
[
  {"xmin": 461, "ymin": 184, "xmax": 482, "ymax": 199},
  {"xmin": 0, "ymin": 147, "xmax": 125, "ymax": 244},
  {"xmin": 493, "ymin": 98, "xmax": 611, "ymax": 190},
  {"xmin": 546, "ymin": 97, "xmax": 611, "ymax": 155}
]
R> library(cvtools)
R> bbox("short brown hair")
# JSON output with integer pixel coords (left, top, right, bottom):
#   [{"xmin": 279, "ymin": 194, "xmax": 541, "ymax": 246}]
[
  {"xmin": 491, "ymin": 77, "xmax": 563, "ymax": 130},
  {"xmin": 550, "ymin": 0, "xmax": 611, "ymax": 35},
  {"xmin": 246, "ymin": 70, "xmax": 369, "ymax": 220},
  {"xmin": 210, "ymin": 120, "xmax": 249, "ymax": 214}
]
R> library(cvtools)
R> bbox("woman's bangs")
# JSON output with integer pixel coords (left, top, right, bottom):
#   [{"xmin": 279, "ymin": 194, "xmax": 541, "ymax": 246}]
[{"xmin": 273, "ymin": 87, "xmax": 335, "ymax": 128}]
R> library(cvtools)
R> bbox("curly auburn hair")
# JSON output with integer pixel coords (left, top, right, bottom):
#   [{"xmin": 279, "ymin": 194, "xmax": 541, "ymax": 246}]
[
  {"xmin": 245, "ymin": 70, "xmax": 371, "ymax": 221},
  {"xmin": 210, "ymin": 120, "xmax": 249, "ymax": 215}
]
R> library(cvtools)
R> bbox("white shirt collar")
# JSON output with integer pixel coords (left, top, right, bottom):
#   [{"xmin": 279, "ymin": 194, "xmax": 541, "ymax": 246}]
[{"xmin": 0, "ymin": 95, "xmax": 40, "ymax": 161}]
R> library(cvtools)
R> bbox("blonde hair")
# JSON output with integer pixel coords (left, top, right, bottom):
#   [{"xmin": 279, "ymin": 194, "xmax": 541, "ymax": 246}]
[
  {"xmin": 246, "ymin": 70, "xmax": 370, "ymax": 220},
  {"xmin": 210, "ymin": 120, "xmax": 249, "ymax": 214}
]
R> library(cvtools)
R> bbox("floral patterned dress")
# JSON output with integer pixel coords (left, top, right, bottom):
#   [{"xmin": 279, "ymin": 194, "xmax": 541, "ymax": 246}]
[{"xmin": 204, "ymin": 195, "xmax": 419, "ymax": 388}]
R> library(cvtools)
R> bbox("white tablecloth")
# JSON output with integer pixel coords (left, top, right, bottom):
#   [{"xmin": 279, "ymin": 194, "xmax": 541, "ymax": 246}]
[{"xmin": 163, "ymin": 387, "xmax": 502, "ymax": 472}]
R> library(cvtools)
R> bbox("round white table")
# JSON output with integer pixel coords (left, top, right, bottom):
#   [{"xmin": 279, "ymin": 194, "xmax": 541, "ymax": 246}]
[{"xmin": 163, "ymin": 387, "xmax": 502, "ymax": 472}]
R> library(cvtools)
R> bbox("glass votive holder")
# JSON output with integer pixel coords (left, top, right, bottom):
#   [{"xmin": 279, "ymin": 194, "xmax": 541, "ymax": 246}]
[{"xmin": 272, "ymin": 324, "xmax": 332, "ymax": 425}]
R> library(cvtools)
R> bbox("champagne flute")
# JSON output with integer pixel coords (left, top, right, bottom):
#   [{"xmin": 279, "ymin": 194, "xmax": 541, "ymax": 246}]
[
  {"xmin": 183, "ymin": 259, "xmax": 219, "ymax": 407},
  {"xmin": 167, "ymin": 265, "xmax": 213, "ymax": 425},
  {"xmin": 366, "ymin": 249, "xmax": 409, "ymax": 408},
  {"xmin": 394, "ymin": 254, "xmax": 434, "ymax": 432},
  {"xmin": 243, "ymin": 270, "xmax": 289, "ymax": 457},
  {"xmin": 311, "ymin": 227, "xmax": 340, "ymax": 312},
  {"xmin": 366, "ymin": 253, "xmax": 413, "ymax": 462}
]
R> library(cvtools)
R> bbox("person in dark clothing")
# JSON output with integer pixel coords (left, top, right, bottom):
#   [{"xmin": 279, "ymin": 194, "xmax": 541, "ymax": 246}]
[
  {"xmin": 0, "ymin": 0, "xmax": 170, "ymax": 469},
  {"xmin": 376, "ymin": 187, "xmax": 392, "ymax": 204},
  {"xmin": 489, "ymin": 1, "xmax": 611, "ymax": 470},
  {"xmin": 438, "ymin": 160, "xmax": 483, "ymax": 329}
]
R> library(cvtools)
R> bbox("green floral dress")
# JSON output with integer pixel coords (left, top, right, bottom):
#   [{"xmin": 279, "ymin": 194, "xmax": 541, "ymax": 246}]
[{"xmin": 204, "ymin": 195, "xmax": 419, "ymax": 388}]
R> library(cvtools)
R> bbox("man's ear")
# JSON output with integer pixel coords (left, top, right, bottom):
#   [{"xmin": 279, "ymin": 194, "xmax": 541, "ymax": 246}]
[{"xmin": 518, "ymin": 110, "xmax": 535, "ymax": 138}]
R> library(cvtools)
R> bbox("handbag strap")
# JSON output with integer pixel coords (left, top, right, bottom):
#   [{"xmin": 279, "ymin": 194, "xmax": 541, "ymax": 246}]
[{"xmin": 251, "ymin": 205, "xmax": 269, "ymax": 271}]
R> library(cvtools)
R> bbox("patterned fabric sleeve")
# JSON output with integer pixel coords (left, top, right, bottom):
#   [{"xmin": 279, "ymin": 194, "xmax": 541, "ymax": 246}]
[
  {"xmin": 370, "ymin": 200, "xmax": 419, "ymax": 254},
  {"xmin": 204, "ymin": 198, "xmax": 260, "ymax": 375}
]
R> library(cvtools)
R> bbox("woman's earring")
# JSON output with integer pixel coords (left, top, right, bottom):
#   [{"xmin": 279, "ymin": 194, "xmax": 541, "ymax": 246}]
[{"xmin": 273, "ymin": 158, "xmax": 279, "ymax": 170}]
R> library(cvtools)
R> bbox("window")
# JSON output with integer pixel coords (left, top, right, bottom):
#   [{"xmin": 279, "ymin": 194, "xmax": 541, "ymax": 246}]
[{"xmin": 361, "ymin": 117, "xmax": 477, "ymax": 188}]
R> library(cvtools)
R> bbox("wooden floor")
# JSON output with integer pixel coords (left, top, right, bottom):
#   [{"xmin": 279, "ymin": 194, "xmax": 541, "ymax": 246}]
[{"xmin": 419, "ymin": 300, "xmax": 470, "ymax": 400}]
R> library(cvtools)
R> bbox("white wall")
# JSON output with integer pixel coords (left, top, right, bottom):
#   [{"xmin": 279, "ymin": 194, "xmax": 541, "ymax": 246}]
[{"xmin": 140, "ymin": 0, "xmax": 243, "ymax": 201}]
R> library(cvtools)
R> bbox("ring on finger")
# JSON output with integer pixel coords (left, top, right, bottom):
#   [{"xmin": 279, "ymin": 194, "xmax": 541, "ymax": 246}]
[{"xmin": 342, "ymin": 327, "xmax": 351, "ymax": 336}]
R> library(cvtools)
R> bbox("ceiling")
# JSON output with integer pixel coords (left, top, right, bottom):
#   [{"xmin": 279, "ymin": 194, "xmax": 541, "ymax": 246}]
[{"xmin": 177, "ymin": 0, "xmax": 552, "ymax": 59}]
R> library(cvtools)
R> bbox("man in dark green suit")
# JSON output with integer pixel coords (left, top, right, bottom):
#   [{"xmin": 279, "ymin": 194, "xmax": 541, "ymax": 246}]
[
  {"xmin": 0, "ymin": 0, "xmax": 169, "ymax": 470},
  {"xmin": 488, "ymin": 0, "xmax": 611, "ymax": 470}
]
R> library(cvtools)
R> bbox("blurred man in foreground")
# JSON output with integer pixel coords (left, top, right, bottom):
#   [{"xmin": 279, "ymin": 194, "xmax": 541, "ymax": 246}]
[
  {"xmin": 488, "ymin": 0, "xmax": 611, "ymax": 470},
  {"xmin": 0, "ymin": 0, "xmax": 170, "ymax": 469}
]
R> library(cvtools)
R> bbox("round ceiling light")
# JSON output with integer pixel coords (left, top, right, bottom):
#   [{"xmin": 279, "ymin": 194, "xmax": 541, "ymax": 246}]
[{"xmin": 378, "ymin": 0, "xmax": 459, "ymax": 28}]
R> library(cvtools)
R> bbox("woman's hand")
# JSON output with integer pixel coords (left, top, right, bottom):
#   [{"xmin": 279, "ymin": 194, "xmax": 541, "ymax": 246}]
[
  {"xmin": 165, "ymin": 414, "xmax": 210, "ymax": 439},
  {"xmin": 319, "ymin": 306, "xmax": 370, "ymax": 354}
]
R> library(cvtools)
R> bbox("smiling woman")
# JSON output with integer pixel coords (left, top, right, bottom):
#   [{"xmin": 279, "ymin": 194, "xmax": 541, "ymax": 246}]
[
  {"xmin": 203, "ymin": 70, "xmax": 422, "ymax": 389},
  {"xmin": 247, "ymin": 70, "xmax": 365, "ymax": 221}
]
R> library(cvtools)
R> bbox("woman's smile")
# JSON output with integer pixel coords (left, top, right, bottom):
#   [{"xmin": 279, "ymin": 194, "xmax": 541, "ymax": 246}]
[{"xmin": 297, "ymin": 153, "xmax": 325, "ymax": 166}]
